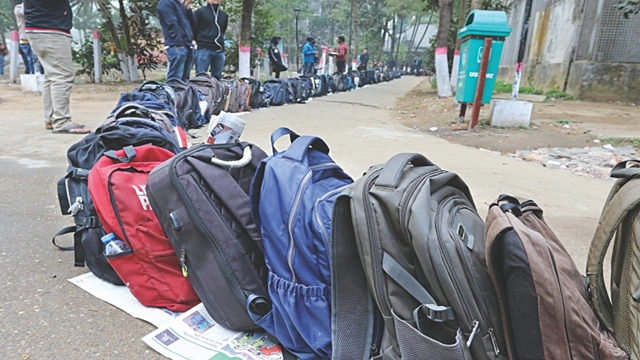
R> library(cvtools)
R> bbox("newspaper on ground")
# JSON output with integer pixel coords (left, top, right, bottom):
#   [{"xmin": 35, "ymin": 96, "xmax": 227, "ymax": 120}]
[
  {"xmin": 143, "ymin": 303, "xmax": 283, "ymax": 360},
  {"xmin": 69, "ymin": 273, "xmax": 283, "ymax": 360},
  {"xmin": 68, "ymin": 272, "xmax": 176, "ymax": 328}
]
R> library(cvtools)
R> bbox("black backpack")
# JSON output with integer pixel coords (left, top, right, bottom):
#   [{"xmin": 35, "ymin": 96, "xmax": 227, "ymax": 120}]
[
  {"xmin": 298, "ymin": 76, "xmax": 313, "ymax": 101},
  {"xmin": 136, "ymin": 80, "xmax": 177, "ymax": 110},
  {"xmin": 286, "ymin": 78, "xmax": 302, "ymax": 103},
  {"xmin": 53, "ymin": 119, "xmax": 182, "ymax": 286},
  {"xmin": 166, "ymin": 78, "xmax": 208, "ymax": 129}
]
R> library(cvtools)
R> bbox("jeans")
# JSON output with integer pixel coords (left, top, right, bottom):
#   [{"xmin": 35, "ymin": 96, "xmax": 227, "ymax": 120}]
[
  {"xmin": 166, "ymin": 46, "xmax": 194, "ymax": 82},
  {"xmin": 19, "ymin": 43, "xmax": 35, "ymax": 74},
  {"xmin": 27, "ymin": 33, "xmax": 75, "ymax": 131},
  {"xmin": 337, "ymin": 60, "xmax": 346, "ymax": 74},
  {"xmin": 303, "ymin": 62, "xmax": 314, "ymax": 76},
  {"xmin": 195, "ymin": 49, "xmax": 225, "ymax": 80}
]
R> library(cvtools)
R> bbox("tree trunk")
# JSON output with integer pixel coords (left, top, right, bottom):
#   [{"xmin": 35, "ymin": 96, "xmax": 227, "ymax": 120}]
[
  {"xmin": 414, "ymin": 12, "xmax": 433, "ymax": 54},
  {"xmin": 435, "ymin": 0, "xmax": 454, "ymax": 97},
  {"xmin": 389, "ymin": 16, "xmax": 396, "ymax": 60},
  {"xmin": 395, "ymin": 17, "xmax": 404, "ymax": 66},
  {"xmin": 451, "ymin": 0, "xmax": 468, "ymax": 91},
  {"xmin": 352, "ymin": 0, "xmax": 359, "ymax": 62},
  {"xmin": 239, "ymin": 0, "xmax": 254, "ymax": 78},
  {"xmin": 240, "ymin": 0, "xmax": 253, "ymax": 47},
  {"xmin": 379, "ymin": 19, "xmax": 389, "ymax": 64},
  {"xmin": 471, "ymin": 0, "xmax": 483, "ymax": 11},
  {"xmin": 408, "ymin": 15, "xmax": 422, "ymax": 57}
]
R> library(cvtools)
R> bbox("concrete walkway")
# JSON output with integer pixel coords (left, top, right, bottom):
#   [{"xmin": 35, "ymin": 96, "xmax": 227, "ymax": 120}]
[{"xmin": 0, "ymin": 76, "xmax": 612, "ymax": 358}]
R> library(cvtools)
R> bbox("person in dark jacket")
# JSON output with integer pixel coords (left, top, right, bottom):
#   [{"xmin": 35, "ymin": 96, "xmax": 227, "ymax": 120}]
[
  {"xmin": 157, "ymin": 0, "xmax": 195, "ymax": 82},
  {"xmin": 357, "ymin": 48, "xmax": 369, "ymax": 71},
  {"xmin": 24, "ymin": 0, "xmax": 90, "ymax": 134},
  {"xmin": 268, "ymin": 36, "xmax": 286, "ymax": 79},
  {"xmin": 194, "ymin": 0, "xmax": 228, "ymax": 80},
  {"xmin": 413, "ymin": 54, "xmax": 423, "ymax": 76}
]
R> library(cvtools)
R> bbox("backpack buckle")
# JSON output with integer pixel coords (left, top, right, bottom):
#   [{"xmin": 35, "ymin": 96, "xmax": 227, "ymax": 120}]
[{"xmin": 415, "ymin": 303, "xmax": 455, "ymax": 324}]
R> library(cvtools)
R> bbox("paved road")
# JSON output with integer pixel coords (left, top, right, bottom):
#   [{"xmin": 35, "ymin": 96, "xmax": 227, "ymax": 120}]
[{"xmin": 0, "ymin": 76, "xmax": 613, "ymax": 359}]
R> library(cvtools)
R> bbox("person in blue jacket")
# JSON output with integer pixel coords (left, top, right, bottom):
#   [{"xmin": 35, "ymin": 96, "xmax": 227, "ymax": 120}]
[
  {"xmin": 157, "ymin": 0, "xmax": 196, "ymax": 82},
  {"xmin": 302, "ymin": 36, "xmax": 317, "ymax": 76}
]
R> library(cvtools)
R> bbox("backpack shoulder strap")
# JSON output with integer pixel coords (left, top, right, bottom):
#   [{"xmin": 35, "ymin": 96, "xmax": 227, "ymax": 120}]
[
  {"xmin": 331, "ymin": 191, "xmax": 378, "ymax": 360},
  {"xmin": 586, "ymin": 161, "xmax": 640, "ymax": 332}
]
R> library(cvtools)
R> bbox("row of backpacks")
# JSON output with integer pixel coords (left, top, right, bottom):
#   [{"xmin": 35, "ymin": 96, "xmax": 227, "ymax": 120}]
[{"xmin": 54, "ymin": 113, "xmax": 640, "ymax": 360}]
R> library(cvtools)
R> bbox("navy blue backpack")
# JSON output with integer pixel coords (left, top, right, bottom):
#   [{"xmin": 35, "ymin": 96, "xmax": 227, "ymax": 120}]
[{"xmin": 249, "ymin": 128, "xmax": 353, "ymax": 359}]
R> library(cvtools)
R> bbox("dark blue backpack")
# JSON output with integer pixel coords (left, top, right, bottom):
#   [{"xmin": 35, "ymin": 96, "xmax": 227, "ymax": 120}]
[
  {"xmin": 248, "ymin": 128, "xmax": 353, "ymax": 359},
  {"xmin": 262, "ymin": 79, "xmax": 288, "ymax": 106}
]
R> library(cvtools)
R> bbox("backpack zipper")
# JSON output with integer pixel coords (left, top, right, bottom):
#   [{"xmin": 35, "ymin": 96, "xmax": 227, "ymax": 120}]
[
  {"xmin": 287, "ymin": 171, "xmax": 312, "ymax": 283},
  {"xmin": 314, "ymin": 185, "xmax": 350, "ymax": 247},
  {"xmin": 548, "ymin": 246, "xmax": 574, "ymax": 360},
  {"xmin": 286, "ymin": 161, "xmax": 340, "ymax": 282},
  {"xmin": 398, "ymin": 169, "xmax": 445, "ymax": 240}
]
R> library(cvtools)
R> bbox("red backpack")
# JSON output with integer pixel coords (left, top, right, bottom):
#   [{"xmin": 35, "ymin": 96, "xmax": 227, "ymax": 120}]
[{"xmin": 88, "ymin": 145, "xmax": 199, "ymax": 311}]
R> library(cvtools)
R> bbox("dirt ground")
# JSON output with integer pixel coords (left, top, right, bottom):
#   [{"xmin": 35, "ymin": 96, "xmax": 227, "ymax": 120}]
[{"xmin": 396, "ymin": 78, "xmax": 640, "ymax": 154}]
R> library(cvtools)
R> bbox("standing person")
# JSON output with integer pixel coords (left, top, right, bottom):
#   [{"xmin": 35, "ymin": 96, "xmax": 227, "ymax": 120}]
[
  {"xmin": 357, "ymin": 48, "xmax": 369, "ymax": 71},
  {"xmin": 157, "ymin": 0, "xmax": 196, "ymax": 82},
  {"xmin": 268, "ymin": 36, "xmax": 286, "ymax": 79},
  {"xmin": 336, "ymin": 36, "xmax": 348, "ymax": 74},
  {"xmin": 25, "ymin": 0, "xmax": 90, "ymax": 134},
  {"xmin": 194, "ymin": 0, "xmax": 228, "ymax": 80},
  {"xmin": 413, "ymin": 55, "xmax": 423, "ymax": 76},
  {"xmin": 302, "ymin": 36, "xmax": 316, "ymax": 76},
  {"xmin": 15, "ymin": 3, "xmax": 34, "ymax": 74},
  {"xmin": 387, "ymin": 57, "xmax": 396, "ymax": 71},
  {"xmin": 0, "ymin": 41, "xmax": 7, "ymax": 76}
]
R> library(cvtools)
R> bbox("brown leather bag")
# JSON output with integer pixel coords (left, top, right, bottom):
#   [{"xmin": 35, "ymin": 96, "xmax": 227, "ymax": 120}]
[{"xmin": 485, "ymin": 195, "xmax": 627, "ymax": 360}]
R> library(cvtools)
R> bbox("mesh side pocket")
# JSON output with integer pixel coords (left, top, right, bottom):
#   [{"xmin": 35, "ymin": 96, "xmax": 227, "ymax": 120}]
[{"xmin": 393, "ymin": 310, "xmax": 470, "ymax": 360}]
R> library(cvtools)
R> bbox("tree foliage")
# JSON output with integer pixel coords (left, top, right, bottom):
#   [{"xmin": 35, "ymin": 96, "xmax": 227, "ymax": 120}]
[{"xmin": 615, "ymin": 0, "xmax": 640, "ymax": 18}]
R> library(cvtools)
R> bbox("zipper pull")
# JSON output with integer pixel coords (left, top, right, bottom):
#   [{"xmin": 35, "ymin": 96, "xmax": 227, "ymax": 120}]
[
  {"xmin": 180, "ymin": 249, "xmax": 188, "ymax": 277},
  {"xmin": 489, "ymin": 327, "xmax": 500, "ymax": 355},
  {"xmin": 466, "ymin": 320, "xmax": 480, "ymax": 348}
]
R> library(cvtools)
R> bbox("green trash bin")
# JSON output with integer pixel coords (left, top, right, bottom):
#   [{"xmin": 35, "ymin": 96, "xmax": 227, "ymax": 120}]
[{"xmin": 455, "ymin": 10, "xmax": 512, "ymax": 104}]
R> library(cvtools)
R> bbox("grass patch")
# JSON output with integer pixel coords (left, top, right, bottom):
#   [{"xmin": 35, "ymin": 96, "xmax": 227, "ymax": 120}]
[
  {"xmin": 600, "ymin": 137, "xmax": 640, "ymax": 149},
  {"xmin": 494, "ymin": 81, "xmax": 511, "ymax": 93},
  {"xmin": 546, "ymin": 89, "xmax": 574, "ymax": 100},
  {"xmin": 556, "ymin": 119, "xmax": 572, "ymax": 125}
]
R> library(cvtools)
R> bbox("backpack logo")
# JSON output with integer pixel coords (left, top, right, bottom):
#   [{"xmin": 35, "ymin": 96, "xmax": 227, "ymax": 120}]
[{"xmin": 132, "ymin": 185, "xmax": 152, "ymax": 210}]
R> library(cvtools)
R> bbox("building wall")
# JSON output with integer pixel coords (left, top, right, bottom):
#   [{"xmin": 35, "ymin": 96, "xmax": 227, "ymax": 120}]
[{"xmin": 497, "ymin": 0, "xmax": 640, "ymax": 101}]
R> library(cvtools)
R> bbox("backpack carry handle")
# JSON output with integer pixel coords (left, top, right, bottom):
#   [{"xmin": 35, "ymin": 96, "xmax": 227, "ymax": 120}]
[
  {"xmin": 104, "ymin": 146, "xmax": 137, "ymax": 163},
  {"xmin": 210, "ymin": 145, "xmax": 253, "ymax": 168},
  {"xmin": 611, "ymin": 159, "xmax": 640, "ymax": 178},
  {"xmin": 284, "ymin": 136, "xmax": 331, "ymax": 163},
  {"xmin": 270, "ymin": 127, "xmax": 300, "ymax": 154},
  {"xmin": 376, "ymin": 153, "xmax": 435, "ymax": 189}
]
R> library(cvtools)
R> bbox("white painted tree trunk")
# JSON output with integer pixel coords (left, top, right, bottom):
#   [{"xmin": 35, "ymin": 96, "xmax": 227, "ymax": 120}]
[
  {"xmin": 238, "ymin": 45, "xmax": 251, "ymax": 79},
  {"xmin": 9, "ymin": 31, "xmax": 19, "ymax": 83},
  {"xmin": 450, "ymin": 50, "xmax": 460, "ymax": 92},
  {"xmin": 128, "ymin": 55, "xmax": 139, "ymax": 82},
  {"xmin": 118, "ymin": 53, "xmax": 131, "ymax": 82},
  {"xmin": 93, "ymin": 30, "xmax": 102, "ymax": 83},
  {"xmin": 435, "ymin": 47, "xmax": 452, "ymax": 97}
]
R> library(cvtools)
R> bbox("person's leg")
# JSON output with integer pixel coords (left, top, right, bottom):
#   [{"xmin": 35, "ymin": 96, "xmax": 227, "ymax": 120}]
[
  {"xmin": 23, "ymin": 44, "xmax": 35, "ymax": 74},
  {"xmin": 19, "ymin": 44, "xmax": 31, "ymax": 74},
  {"xmin": 30, "ymin": 33, "xmax": 86, "ymax": 132},
  {"xmin": 182, "ymin": 47, "xmax": 194, "ymax": 82},
  {"xmin": 165, "ymin": 46, "xmax": 187, "ymax": 81},
  {"xmin": 0, "ymin": 55, "xmax": 4, "ymax": 75},
  {"xmin": 210, "ymin": 51, "xmax": 225, "ymax": 80},
  {"xmin": 275, "ymin": 71, "xmax": 280, "ymax": 79},
  {"xmin": 195, "ymin": 49, "xmax": 212, "ymax": 74},
  {"xmin": 27, "ymin": 33, "xmax": 54, "ymax": 129}
]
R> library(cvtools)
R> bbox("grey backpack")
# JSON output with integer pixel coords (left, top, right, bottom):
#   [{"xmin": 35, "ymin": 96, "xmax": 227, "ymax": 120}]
[
  {"xmin": 587, "ymin": 160, "xmax": 640, "ymax": 359},
  {"xmin": 331, "ymin": 153, "xmax": 506, "ymax": 360}
]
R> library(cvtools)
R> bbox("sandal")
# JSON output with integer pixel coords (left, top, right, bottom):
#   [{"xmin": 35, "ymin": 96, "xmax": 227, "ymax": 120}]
[
  {"xmin": 52, "ymin": 123, "xmax": 91, "ymax": 135},
  {"xmin": 45, "ymin": 123, "xmax": 53, "ymax": 130}
]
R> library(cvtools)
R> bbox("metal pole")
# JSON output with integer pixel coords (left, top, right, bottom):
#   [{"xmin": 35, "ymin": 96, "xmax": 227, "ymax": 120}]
[
  {"xmin": 471, "ymin": 38, "xmax": 492, "ymax": 130},
  {"xmin": 512, "ymin": 0, "xmax": 534, "ymax": 100},
  {"xmin": 93, "ymin": 30, "xmax": 102, "ymax": 83},
  {"xmin": 9, "ymin": 30, "xmax": 19, "ymax": 83},
  {"xmin": 295, "ymin": 14, "xmax": 299, "ymax": 71}
]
